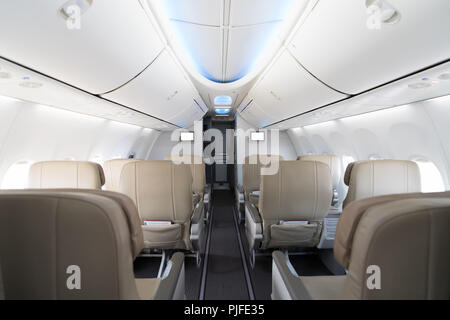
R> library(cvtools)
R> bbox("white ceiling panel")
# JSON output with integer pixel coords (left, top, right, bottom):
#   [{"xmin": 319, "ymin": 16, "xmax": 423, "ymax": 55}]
[
  {"xmin": 250, "ymin": 50, "xmax": 347, "ymax": 122},
  {"xmin": 240, "ymin": 100, "xmax": 278, "ymax": 127},
  {"xmin": 289, "ymin": 0, "xmax": 450, "ymax": 94},
  {"xmin": 102, "ymin": 50, "xmax": 199, "ymax": 127},
  {"xmin": 171, "ymin": 21, "xmax": 223, "ymax": 82},
  {"xmin": 0, "ymin": 57, "xmax": 175, "ymax": 130},
  {"xmin": 161, "ymin": 0, "xmax": 222, "ymax": 25},
  {"xmin": 0, "ymin": 0, "xmax": 164, "ymax": 94},
  {"xmin": 226, "ymin": 23, "xmax": 282, "ymax": 82},
  {"xmin": 230, "ymin": 0, "xmax": 294, "ymax": 26},
  {"xmin": 265, "ymin": 61, "xmax": 450, "ymax": 130}
]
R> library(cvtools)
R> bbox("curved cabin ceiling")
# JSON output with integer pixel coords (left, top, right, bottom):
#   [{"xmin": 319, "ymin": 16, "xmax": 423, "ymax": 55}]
[
  {"xmin": 0, "ymin": 0, "xmax": 448, "ymax": 130},
  {"xmin": 160, "ymin": 0, "xmax": 296, "ymax": 83}
]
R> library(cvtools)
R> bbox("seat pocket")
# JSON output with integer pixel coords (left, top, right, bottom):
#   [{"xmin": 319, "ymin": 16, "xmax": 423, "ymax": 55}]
[
  {"xmin": 269, "ymin": 223, "xmax": 320, "ymax": 248},
  {"xmin": 142, "ymin": 223, "xmax": 182, "ymax": 249}
]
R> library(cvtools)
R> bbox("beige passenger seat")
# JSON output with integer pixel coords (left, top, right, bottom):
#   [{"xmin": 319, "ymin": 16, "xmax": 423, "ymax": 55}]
[
  {"xmin": 272, "ymin": 191, "xmax": 450, "ymax": 300},
  {"xmin": 343, "ymin": 159, "xmax": 421, "ymax": 208},
  {"xmin": 245, "ymin": 160, "xmax": 332, "ymax": 267},
  {"xmin": 236, "ymin": 155, "xmax": 284, "ymax": 221},
  {"xmin": 0, "ymin": 190, "xmax": 185, "ymax": 300},
  {"xmin": 119, "ymin": 160, "xmax": 205, "ymax": 258},
  {"xmin": 297, "ymin": 155, "xmax": 343, "ymax": 249},
  {"xmin": 164, "ymin": 155, "xmax": 211, "ymax": 218},
  {"xmin": 297, "ymin": 155, "xmax": 342, "ymax": 206},
  {"xmin": 29, "ymin": 161, "xmax": 105, "ymax": 189},
  {"xmin": 103, "ymin": 158, "xmax": 142, "ymax": 191}
]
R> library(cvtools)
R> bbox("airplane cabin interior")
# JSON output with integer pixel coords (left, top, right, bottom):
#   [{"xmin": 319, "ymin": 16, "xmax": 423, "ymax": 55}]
[{"xmin": 0, "ymin": 0, "xmax": 449, "ymax": 304}]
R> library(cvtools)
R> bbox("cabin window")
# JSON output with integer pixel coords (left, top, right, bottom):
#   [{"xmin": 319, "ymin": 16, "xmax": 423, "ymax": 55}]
[
  {"xmin": 413, "ymin": 159, "xmax": 445, "ymax": 193},
  {"xmin": 90, "ymin": 155, "xmax": 104, "ymax": 165},
  {"xmin": 1, "ymin": 160, "xmax": 33, "ymax": 189},
  {"xmin": 342, "ymin": 155, "xmax": 356, "ymax": 172}
]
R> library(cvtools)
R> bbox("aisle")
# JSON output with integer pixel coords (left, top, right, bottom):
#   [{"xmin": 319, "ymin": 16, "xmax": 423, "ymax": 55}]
[{"xmin": 203, "ymin": 190, "xmax": 250, "ymax": 300}]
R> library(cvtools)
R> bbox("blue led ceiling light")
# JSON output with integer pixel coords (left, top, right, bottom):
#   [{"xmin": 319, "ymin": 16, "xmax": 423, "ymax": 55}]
[
  {"xmin": 161, "ymin": 0, "xmax": 294, "ymax": 83},
  {"xmin": 214, "ymin": 95, "xmax": 232, "ymax": 106},
  {"xmin": 215, "ymin": 107, "xmax": 231, "ymax": 115}
]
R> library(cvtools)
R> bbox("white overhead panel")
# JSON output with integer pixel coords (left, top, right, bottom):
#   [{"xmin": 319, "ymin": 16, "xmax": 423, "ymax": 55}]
[
  {"xmin": 170, "ymin": 21, "xmax": 223, "ymax": 82},
  {"xmin": 239, "ymin": 100, "xmax": 278, "ymax": 128},
  {"xmin": 246, "ymin": 50, "xmax": 347, "ymax": 126},
  {"xmin": 289, "ymin": 0, "xmax": 450, "ymax": 94},
  {"xmin": 227, "ymin": 22, "xmax": 282, "ymax": 82},
  {"xmin": 0, "ymin": 0, "xmax": 163, "ymax": 94},
  {"xmin": 0, "ymin": 58, "xmax": 176, "ymax": 130},
  {"xmin": 103, "ymin": 50, "xmax": 205, "ymax": 128},
  {"xmin": 161, "ymin": 0, "xmax": 222, "ymax": 26},
  {"xmin": 230, "ymin": 0, "xmax": 295, "ymax": 26},
  {"xmin": 266, "ymin": 61, "xmax": 450, "ymax": 130},
  {"xmin": 159, "ymin": 0, "xmax": 296, "ymax": 84}
]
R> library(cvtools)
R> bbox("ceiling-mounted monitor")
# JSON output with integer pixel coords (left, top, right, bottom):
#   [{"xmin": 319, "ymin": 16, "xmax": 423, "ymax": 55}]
[
  {"xmin": 180, "ymin": 131, "xmax": 194, "ymax": 142},
  {"xmin": 250, "ymin": 131, "xmax": 265, "ymax": 141}
]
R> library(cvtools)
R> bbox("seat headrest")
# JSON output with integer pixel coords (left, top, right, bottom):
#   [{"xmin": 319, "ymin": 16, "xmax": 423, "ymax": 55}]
[
  {"xmin": 165, "ymin": 155, "xmax": 206, "ymax": 194},
  {"xmin": 242, "ymin": 155, "xmax": 284, "ymax": 195},
  {"xmin": 335, "ymin": 191, "xmax": 450, "ymax": 269},
  {"xmin": 29, "ymin": 161, "xmax": 105, "ymax": 189},
  {"xmin": 297, "ymin": 155, "xmax": 342, "ymax": 190},
  {"xmin": 119, "ymin": 161, "xmax": 193, "ymax": 223},
  {"xmin": 23, "ymin": 189, "xmax": 144, "ymax": 260},
  {"xmin": 164, "ymin": 155, "xmax": 204, "ymax": 164},
  {"xmin": 338, "ymin": 192, "xmax": 450, "ymax": 299},
  {"xmin": 259, "ymin": 160, "xmax": 332, "ymax": 222},
  {"xmin": 343, "ymin": 160, "xmax": 421, "ymax": 208},
  {"xmin": 0, "ymin": 190, "xmax": 140, "ymax": 299},
  {"xmin": 244, "ymin": 154, "xmax": 284, "ymax": 164},
  {"xmin": 103, "ymin": 159, "xmax": 141, "ymax": 191}
]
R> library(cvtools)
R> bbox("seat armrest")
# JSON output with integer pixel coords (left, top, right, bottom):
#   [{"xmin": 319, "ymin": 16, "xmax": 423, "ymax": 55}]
[
  {"xmin": 236, "ymin": 185, "xmax": 245, "ymax": 203},
  {"xmin": 244, "ymin": 201, "xmax": 263, "ymax": 253},
  {"xmin": 203, "ymin": 184, "xmax": 212, "ymax": 202},
  {"xmin": 153, "ymin": 252, "xmax": 185, "ymax": 300},
  {"xmin": 191, "ymin": 202, "xmax": 204, "ymax": 225},
  {"xmin": 245, "ymin": 201, "xmax": 261, "ymax": 223},
  {"xmin": 272, "ymin": 251, "xmax": 311, "ymax": 300},
  {"xmin": 190, "ymin": 203, "xmax": 205, "ymax": 251}
]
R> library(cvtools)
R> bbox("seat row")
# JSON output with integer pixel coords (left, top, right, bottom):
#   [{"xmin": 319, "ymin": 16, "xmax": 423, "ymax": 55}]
[
  {"xmin": 0, "ymin": 156, "xmax": 208, "ymax": 299},
  {"xmin": 240, "ymin": 155, "xmax": 423, "ymax": 266}
]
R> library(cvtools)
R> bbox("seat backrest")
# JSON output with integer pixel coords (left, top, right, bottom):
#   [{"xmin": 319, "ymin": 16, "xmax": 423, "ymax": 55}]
[
  {"xmin": 103, "ymin": 159, "xmax": 141, "ymax": 191},
  {"xmin": 242, "ymin": 155, "xmax": 284, "ymax": 199},
  {"xmin": 119, "ymin": 160, "xmax": 193, "ymax": 225},
  {"xmin": 297, "ymin": 155, "xmax": 342, "ymax": 192},
  {"xmin": 343, "ymin": 160, "xmax": 421, "ymax": 208},
  {"xmin": 29, "ymin": 161, "xmax": 105, "ymax": 189},
  {"xmin": 259, "ymin": 160, "xmax": 332, "ymax": 226},
  {"xmin": 0, "ymin": 190, "xmax": 142, "ymax": 299},
  {"xmin": 164, "ymin": 155, "xmax": 205, "ymax": 195},
  {"xmin": 336, "ymin": 192, "xmax": 450, "ymax": 299}
]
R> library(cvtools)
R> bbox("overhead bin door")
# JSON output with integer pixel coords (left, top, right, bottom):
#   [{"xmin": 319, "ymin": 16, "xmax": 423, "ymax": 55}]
[
  {"xmin": 239, "ymin": 100, "xmax": 278, "ymax": 128},
  {"xmin": 103, "ymin": 50, "xmax": 204, "ymax": 128},
  {"xmin": 289, "ymin": 0, "xmax": 450, "ymax": 94},
  {"xmin": 0, "ymin": 0, "xmax": 163, "ymax": 94},
  {"xmin": 247, "ymin": 50, "xmax": 346, "ymax": 125}
]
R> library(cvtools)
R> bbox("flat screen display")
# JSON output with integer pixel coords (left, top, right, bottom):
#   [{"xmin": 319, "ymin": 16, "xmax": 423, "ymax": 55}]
[
  {"xmin": 180, "ymin": 131, "xmax": 194, "ymax": 142},
  {"xmin": 250, "ymin": 131, "xmax": 265, "ymax": 141}
]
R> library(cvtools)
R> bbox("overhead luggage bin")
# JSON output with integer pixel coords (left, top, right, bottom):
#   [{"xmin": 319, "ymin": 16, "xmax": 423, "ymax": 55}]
[
  {"xmin": 246, "ymin": 50, "xmax": 347, "ymax": 126},
  {"xmin": 103, "ymin": 50, "xmax": 204, "ymax": 127},
  {"xmin": 288, "ymin": 0, "xmax": 450, "ymax": 94},
  {"xmin": 0, "ymin": 0, "xmax": 164, "ymax": 94}
]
